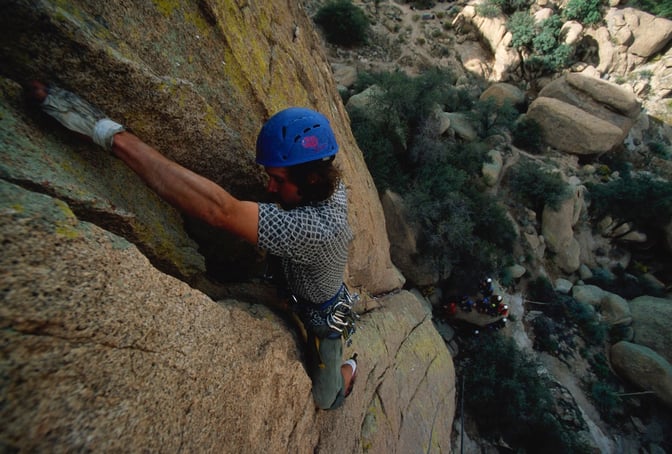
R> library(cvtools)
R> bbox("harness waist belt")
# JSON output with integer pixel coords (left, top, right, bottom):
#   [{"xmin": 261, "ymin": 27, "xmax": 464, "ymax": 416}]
[{"xmin": 291, "ymin": 284, "xmax": 345, "ymax": 310}]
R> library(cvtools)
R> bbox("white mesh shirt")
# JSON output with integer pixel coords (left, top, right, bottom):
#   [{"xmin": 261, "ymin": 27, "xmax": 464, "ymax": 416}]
[{"xmin": 258, "ymin": 182, "xmax": 353, "ymax": 304}]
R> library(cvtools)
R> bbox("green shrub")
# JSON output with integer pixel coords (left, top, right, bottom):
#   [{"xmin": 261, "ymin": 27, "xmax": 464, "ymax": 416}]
[
  {"xmin": 563, "ymin": 0, "xmax": 604, "ymax": 25},
  {"xmin": 468, "ymin": 97, "xmax": 520, "ymax": 138},
  {"xmin": 490, "ymin": 0, "xmax": 533, "ymax": 14},
  {"xmin": 588, "ymin": 352, "xmax": 613, "ymax": 381},
  {"xmin": 530, "ymin": 16, "xmax": 573, "ymax": 71},
  {"xmin": 628, "ymin": 0, "xmax": 672, "ymax": 18},
  {"xmin": 509, "ymin": 13, "xmax": 574, "ymax": 79},
  {"xmin": 461, "ymin": 334, "xmax": 592, "ymax": 452},
  {"xmin": 410, "ymin": 0, "xmax": 436, "ymax": 8},
  {"xmin": 564, "ymin": 298, "xmax": 607, "ymax": 346},
  {"xmin": 352, "ymin": 68, "xmax": 459, "ymax": 136},
  {"xmin": 590, "ymin": 382, "xmax": 621, "ymax": 421},
  {"xmin": 512, "ymin": 116, "xmax": 543, "ymax": 153},
  {"xmin": 587, "ymin": 173, "xmax": 672, "ymax": 229},
  {"xmin": 314, "ymin": 0, "xmax": 370, "ymax": 47},
  {"xmin": 528, "ymin": 276, "xmax": 556, "ymax": 302},
  {"xmin": 349, "ymin": 68, "xmax": 517, "ymax": 284},
  {"xmin": 531, "ymin": 315, "xmax": 560, "ymax": 353},
  {"xmin": 648, "ymin": 141, "xmax": 671, "ymax": 159},
  {"xmin": 476, "ymin": 3, "xmax": 502, "ymax": 17},
  {"xmin": 508, "ymin": 160, "xmax": 572, "ymax": 212},
  {"xmin": 509, "ymin": 11, "xmax": 535, "ymax": 49},
  {"xmin": 469, "ymin": 188, "xmax": 517, "ymax": 254},
  {"xmin": 586, "ymin": 353, "xmax": 623, "ymax": 422}
]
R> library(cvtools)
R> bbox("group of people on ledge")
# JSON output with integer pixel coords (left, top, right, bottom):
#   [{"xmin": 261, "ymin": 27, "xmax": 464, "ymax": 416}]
[{"xmin": 442, "ymin": 277, "xmax": 509, "ymax": 322}]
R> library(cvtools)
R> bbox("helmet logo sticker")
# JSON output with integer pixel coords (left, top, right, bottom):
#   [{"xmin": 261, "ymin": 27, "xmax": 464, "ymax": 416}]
[{"xmin": 301, "ymin": 135, "xmax": 327, "ymax": 153}]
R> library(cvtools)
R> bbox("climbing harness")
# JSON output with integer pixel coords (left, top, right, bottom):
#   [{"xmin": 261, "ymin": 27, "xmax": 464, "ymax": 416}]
[{"xmin": 291, "ymin": 284, "xmax": 360, "ymax": 346}]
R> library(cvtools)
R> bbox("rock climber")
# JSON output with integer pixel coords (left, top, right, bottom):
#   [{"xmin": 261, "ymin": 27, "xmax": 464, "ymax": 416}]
[{"xmin": 28, "ymin": 81, "xmax": 358, "ymax": 411}]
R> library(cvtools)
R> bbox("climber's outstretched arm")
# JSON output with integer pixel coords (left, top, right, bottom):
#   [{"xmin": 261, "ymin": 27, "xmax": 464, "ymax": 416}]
[
  {"xmin": 29, "ymin": 81, "xmax": 259, "ymax": 245},
  {"xmin": 112, "ymin": 132, "xmax": 259, "ymax": 244}
]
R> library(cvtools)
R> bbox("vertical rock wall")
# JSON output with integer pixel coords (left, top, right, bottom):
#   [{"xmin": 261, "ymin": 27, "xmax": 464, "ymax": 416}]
[
  {"xmin": 0, "ymin": 0, "xmax": 454, "ymax": 451},
  {"xmin": 0, "ymin": 0, "xmax": 402, "ymax": 294}
]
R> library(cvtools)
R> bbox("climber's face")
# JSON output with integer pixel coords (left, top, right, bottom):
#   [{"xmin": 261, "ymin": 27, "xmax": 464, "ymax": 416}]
[{"xmin": 265, "ymin": 167, "xmax": 302, "ymax": 209}]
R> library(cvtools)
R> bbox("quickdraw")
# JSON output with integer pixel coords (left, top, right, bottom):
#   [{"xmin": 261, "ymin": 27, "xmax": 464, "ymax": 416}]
[
  {"xmin": 326, "ymin": 286, "xmax": 360, "ymax": 346},
  {"xmin": 290, "ymin": 285, "xmax": 361, "ymax": 346}
]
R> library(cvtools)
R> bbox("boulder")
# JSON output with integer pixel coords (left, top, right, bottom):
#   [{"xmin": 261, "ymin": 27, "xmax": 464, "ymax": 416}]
[
  {"xmin": 572, "ymin": 285, "xmax": 632, "ymax": 326},
  {"xmin": 479, "ymin": 82, "xmax": 526, "ymax": 108},
  {"xmin": 629, "ymin": 296, "xmax": 672, "ymax": 364},
  {"xmin": 606, "ymin": 8, "xmax": 672, "ymax": 59},
  {"xmin": 381, "ymin": 190, "xmax": 434, "ymax": 286},
  {"xmin": 579, "ymin": 264, "xmax": 594, "ymax": 281},
  {"xmin": 586, "ymin": 26, "xmax": 621, "ymax": 75},
  {"xmin": 331, "ymin": 63, "xmax": 358, "ymax": 88},
  {"xmin": 611, "ymin": 341, "xmax": 672, "ymax": 408},
  {"xmin": 0, "ymin": 180, "xmax": 317, "ymax": 452},
  {"xmin": 561, "ymin": 21, "xmax": 584, "ymax": 45},
  {"xmin": 453, "ymin": 39, "xmax": 493, "ymax": 80},
  {"xmin": 533, "ymin": 8, "xmax": 554, "ymax": 24},
  {"xmin": 529, "ymin": 73, "xmax": 641, "ymax": 155},
  {"xmin": 454, "ymin": 5, "xmax": 520, "ymax": 81},
  {"xmin": 564, "ymin": 73, "xmax": 641, "ymax": 119},
  {"xmin": 481, "ymin": 149, "xmax": 503, "ymax": 186},
  {"xmin": 444, "ymin": 112, "xmax": 478, "ymax": 141},
  {"xmin": 346, "ymin": 84, "xmax": 385, "ymax": 112},
  {"xmin": 506, "ymin": 264, "xmax": 527, "ymax": 279},
  {"xmin": 555, "ymin": 278, "xmax": 574, "ymax": 294},
  {"xmin": 527, "ymin": 97, "xmax": 627, "ymax": 155},
  {"xmin": 541, "ymin": 195, "xmax": 581, "ymax": 273},
  {"xmin": 337, "ymin": 291, "xmax": 456, "ymax": 454}
]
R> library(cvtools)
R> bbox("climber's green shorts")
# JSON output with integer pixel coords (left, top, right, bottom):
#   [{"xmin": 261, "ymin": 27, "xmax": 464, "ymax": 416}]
[{"xmin": 305, "ymin": 324, "xmax": 345, "ymax": 410}]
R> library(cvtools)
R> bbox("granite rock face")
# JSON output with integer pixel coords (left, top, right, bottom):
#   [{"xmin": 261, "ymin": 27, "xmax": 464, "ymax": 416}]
[
  {"xmin": 0, "ymin": 179, "xmax": 456, "ymax": 452},
  {"xmin": 0, "ymin": 0, "xmax": 403, "ymax": 294},
  {"xmin": 0, "ymin": 0, "xmax": 454, "ymax": 452}
]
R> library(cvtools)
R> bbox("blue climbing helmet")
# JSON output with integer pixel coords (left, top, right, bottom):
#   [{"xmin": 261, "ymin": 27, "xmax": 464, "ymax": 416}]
[{"xmin": 255, "ymin": 107, "xmax": 338, "ymax": 167}]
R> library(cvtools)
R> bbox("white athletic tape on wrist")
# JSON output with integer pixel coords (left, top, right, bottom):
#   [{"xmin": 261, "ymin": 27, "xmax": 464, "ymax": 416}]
[{"xmin": 93, "ymin": 119, "xmax": 125, "ymax": 151}]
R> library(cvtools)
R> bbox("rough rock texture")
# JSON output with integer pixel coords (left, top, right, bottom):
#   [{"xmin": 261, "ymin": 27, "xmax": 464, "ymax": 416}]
[
  {"xmin": 481, "ymin": 149, "xmax": 503, "ymax": 186},
  {"xmin": 605, "ymin": 8, "xmax": 672, "ymax": 60},
  {"xmin": 629, "ymin": 296, "xmax": 672, "ymax": 365},
  {"xmin": 479, "ymin": 82, "xmax": 526, "ymax": 108},
  {"xmin": 454, "ymin": 5, "xmax": 519, "ymax": 81},
  {"xmin": 0, "ymin": 180, "xmax": 456, "ymax": 452},
  {"xmin": 563, "ymin": 72, "xmax": 641, "ymax": 120},
  {"xmin": 527, "ymin": 97, "xmax": 626, "ymax": 155},
  {"xmin": 528, "ymin": 73, "xmax": 641, "ymax": 155},
  {"xmin": 0, "ymin": 180, "xmax": 317, "ymax": 452},
  {"xmin": 541, "ymin": 193, "xmax": 581, "ymax": 273},
  {"xmin": 610, "ymin": 341, "xmax": 672, "ymax": 409},
  {"xmin": 0, "ymin": 0, "xmax": 403, "ymax": 295},
  {"xmin": 381, "ymin": 190, "xmax": 439, "ymax": 286},
  {"xmin": 572, "ymin": 285, "xmax": 632, "ymax": 326},
  {"xmin": 317, "ymin": 291, "xmax": 456, "ymax": 453},
  {"xmin": 0, "ymin": 0, "xmax": 454, "ymax": 451}
]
